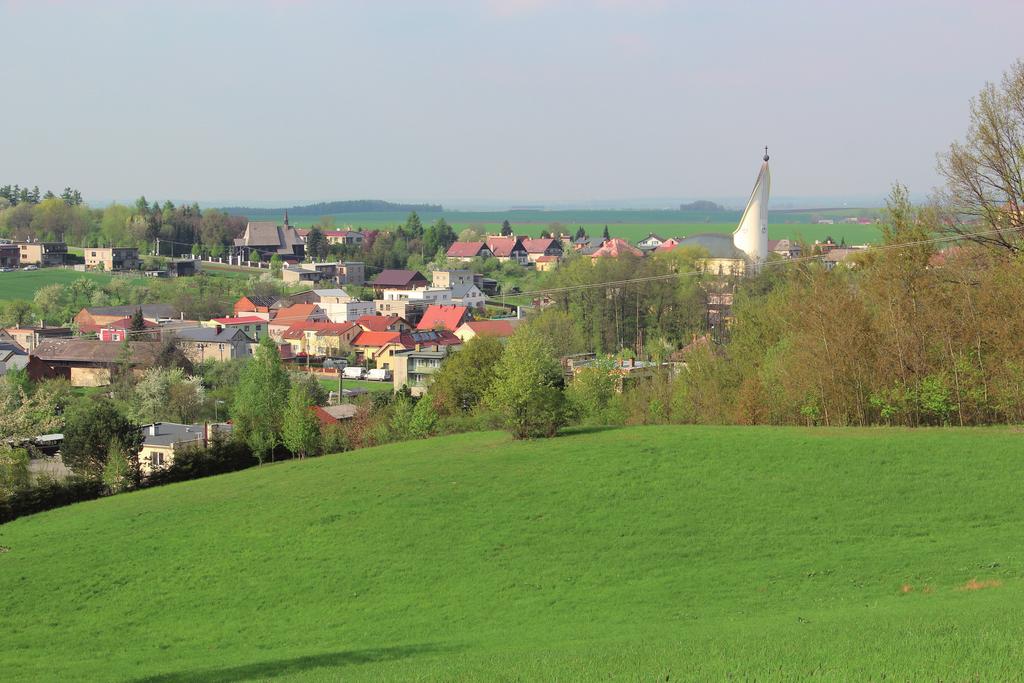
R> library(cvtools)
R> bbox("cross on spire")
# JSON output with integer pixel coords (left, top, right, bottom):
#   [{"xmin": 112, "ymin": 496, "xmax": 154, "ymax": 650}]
[{"xmin": 763, "ymin": 146, "xmax": 770, "ymax": 162}]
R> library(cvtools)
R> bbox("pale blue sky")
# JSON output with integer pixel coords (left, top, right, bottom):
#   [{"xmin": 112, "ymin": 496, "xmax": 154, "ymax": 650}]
[{"xmin": 1, "ymin": 0, "xmax": 1021, "ymax": 207}]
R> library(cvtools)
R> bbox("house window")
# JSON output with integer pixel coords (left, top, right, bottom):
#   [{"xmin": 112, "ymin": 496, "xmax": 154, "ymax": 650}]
[{"xmin": 152, "ymin": 452, "xmax": 165, "ymax": 466}]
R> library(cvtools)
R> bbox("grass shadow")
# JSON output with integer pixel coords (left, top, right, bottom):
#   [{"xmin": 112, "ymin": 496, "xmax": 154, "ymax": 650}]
[
  {"xmin": 557, "ymin": 425, "xmax": 622, "ymax": 437},
  {"xmin": 129, "ymin": 643, "xmax": 450, "ymax": 683}
]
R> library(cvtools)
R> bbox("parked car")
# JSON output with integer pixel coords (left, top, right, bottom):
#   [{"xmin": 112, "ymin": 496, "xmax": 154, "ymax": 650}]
[
  {"xmin": 366, "ymin": 368, "xmax": 392, "ymax": 382},
  {"xmin": 22, "ymin": 265, "xmax": 38, "ymax": 271},
  {"xmin": 342, "ymin": 366, "xmax": 366, "ymax": 380}
]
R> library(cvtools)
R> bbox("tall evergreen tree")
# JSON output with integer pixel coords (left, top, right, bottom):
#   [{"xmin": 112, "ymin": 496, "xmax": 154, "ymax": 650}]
[{"xmin": 501, "ymin": 219, "xmax": 513, "ymax": 236}]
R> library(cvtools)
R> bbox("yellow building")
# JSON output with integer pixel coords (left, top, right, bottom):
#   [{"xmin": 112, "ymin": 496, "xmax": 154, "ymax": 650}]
[{"xmin": 138, "ymin": 422, "xmax": 231, "ymax": 476}]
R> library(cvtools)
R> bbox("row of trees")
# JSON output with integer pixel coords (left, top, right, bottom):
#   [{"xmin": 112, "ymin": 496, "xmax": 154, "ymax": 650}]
[
  {"xmin": 0, "ymin": 192, "xmax": 248, "ymax": 255},
  {"xmin": 0, "ymin": 270, "xmax": 286, "ymax": 328},
  {"xmin": 0, "ymin": 185, "xmax": 83, "ymax": 207}
]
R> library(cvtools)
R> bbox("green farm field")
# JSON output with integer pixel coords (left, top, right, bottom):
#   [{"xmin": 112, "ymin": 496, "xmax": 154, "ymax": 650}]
[
  {"xmin": 255, "ymin": 208, "xmax": 883, "ymax": 245},
  {"xmin": 0, "ymin": 267, "xmax": 259, "ymax": 302},
  {"xmin": 0, "ymin": 269, "xmax": 128, "ymax": 301},
  {"xmin": 2, "ymin": 425, "xmax": 1022, "ymax": 680},
  {"xmin": 317, "ymin": 376, "xmax": 392, "ymax": 394}
]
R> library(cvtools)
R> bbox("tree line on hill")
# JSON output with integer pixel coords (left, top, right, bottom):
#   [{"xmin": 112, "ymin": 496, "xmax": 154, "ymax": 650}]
[{"xmin": 221, "ymin": 199, "xmax": 444, "ymax": 217}]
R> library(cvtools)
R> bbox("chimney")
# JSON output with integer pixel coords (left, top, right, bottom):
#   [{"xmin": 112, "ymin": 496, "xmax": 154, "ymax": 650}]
[
  {"xmin": 148, "ymin": 424, "xmax": 157, "ymax": 436},
  {"xmin": 215, "ymin": 325, "xmax": 223, "ymax": 334}
]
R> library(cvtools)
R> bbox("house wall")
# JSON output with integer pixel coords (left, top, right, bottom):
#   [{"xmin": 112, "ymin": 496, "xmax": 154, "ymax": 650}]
[
  {"xmin": 70, "ymin": 366, "xmax": 111, "ymax": 387},
  {"xmin": 179, "ymin": 340, "xmax": 247, "ymax": 363}
]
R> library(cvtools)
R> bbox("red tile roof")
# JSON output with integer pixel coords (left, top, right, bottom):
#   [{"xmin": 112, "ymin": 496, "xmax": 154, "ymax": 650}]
[
  {"xmin": 485, "ymin": 236, "xmax": 524, "ymax": 258},
  {"xmin": 521, "ymin": 237, "xmax": 556, "ymax": 254},
  {"xmin": 352, "ymin": 331, "xmax": 402, "ymax": 347},
  {"xmin": 355, "ymin": 314, "xmax": 409, "ymax": 332},
  {"xmin": 416, "ymin": 305, "xmax": 470, "ymax": 331},
  {"xmin": 654, "ymin": 238, "xmax": 680, "ymax": 253},
  {"xmin": 271, "ymin": 304, "xmax": 324, "ymax": 325},
  {"xmin": 446, "ymin": 241, "xmax": 487, "ymax": 258},
  {"xmin": 281, "ymin": 321, "xmax": 359, "ymax": 340},
  {"xmin": 591, "ymin": 238, "xmax": 643, "ymax": 259}
]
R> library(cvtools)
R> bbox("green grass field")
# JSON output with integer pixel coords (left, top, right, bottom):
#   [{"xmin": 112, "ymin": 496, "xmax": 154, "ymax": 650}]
[
  {"xmin": 0, "ymin": 267, "xmax": 261, "ymax": 302},
  {"xmin": 264, "ymin": 208, "xmax": 882, "ymax": 245},
  {"xmin": 0, "ymin": 269, "xmax": 123, "ymax": 301},
  {"xmin": 318, "ymin": 376, "xmax": 392, "ymax": 394},
  {"xmin": 2, "ymin": 425, "xmax": 1023, "ymax": 680}
]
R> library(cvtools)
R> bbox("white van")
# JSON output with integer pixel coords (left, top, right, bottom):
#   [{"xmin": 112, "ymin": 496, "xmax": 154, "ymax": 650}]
[
  {"xmin": 366, "ymin": 368, "xmax": 392, "ymax": 382},
  {"xmin": 342, "ymin": 366, "xmax": 366, "ymax": 380}
]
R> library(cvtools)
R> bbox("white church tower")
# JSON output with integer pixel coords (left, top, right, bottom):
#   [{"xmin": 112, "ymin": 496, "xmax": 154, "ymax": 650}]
[{"xmin": 732, "ymin": 148, "xmax": 771, "ymax": 265}]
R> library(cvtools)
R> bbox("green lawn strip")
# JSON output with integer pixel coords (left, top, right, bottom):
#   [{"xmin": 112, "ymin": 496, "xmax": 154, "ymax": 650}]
[{"xmin": 1, "ymin": 426, "xmax": 1020, "ymax": 679}]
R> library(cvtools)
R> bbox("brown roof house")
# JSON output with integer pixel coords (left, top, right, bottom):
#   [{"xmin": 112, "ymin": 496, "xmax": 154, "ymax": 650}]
[
  {"xmin": 28, "ymin": 339, "xmax": 160, "ymax": 387},
  {"xmin": 75, "ymin": 304, "xmax": 180, "ymax": 332},
  {"xmin": 232, "ymin": 213, "xmax": 305, "ymax": 261},
  {"xmin": 369, "ymin": 269, "xmax": 429, "ymax": 294}
]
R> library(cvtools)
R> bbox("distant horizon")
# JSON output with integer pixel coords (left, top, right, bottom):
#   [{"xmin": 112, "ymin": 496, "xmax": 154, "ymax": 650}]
[{"xmin": 82, "ymin": 193, "xmax": 898, "ymax": 213}]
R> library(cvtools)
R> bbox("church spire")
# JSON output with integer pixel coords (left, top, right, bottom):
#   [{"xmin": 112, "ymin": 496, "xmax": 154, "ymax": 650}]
[
  {"xmin": 283, "ymin": 210, "xmax": 289, "ymax": 226},
  {"xmin": 763, "ymin": 146, "xmax": 770, "ymax": 162}
]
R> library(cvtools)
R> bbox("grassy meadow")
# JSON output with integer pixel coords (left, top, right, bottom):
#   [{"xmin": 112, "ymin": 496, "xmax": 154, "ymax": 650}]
[
  {"xmin": 2, "ymin": 425, "xmax": 1022, "ymax": 680},
  {"xmin": 317, "ymin": 376, "xmax": 392, "ymax": 394},
  {"xmin": 0, "ymin": 269, "xmax": 128, "ymax": 301},
  {"xmin": 258, "ymin": 208, "xmax": 883, "ymax": 245}
]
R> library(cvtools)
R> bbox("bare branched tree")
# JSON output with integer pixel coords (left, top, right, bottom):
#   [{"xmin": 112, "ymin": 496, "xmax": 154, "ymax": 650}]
[{"xmin": 937, "ymin": 59, "xmax": 1024, "ymax": 252}]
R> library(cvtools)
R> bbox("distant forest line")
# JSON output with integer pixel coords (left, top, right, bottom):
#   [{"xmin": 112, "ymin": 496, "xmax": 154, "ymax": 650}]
[{"xmin": 221, "ymin": 199, "xmax": 443, "ymax": 218}]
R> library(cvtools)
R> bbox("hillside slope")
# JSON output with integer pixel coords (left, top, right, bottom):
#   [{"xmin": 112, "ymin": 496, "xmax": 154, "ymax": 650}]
[{"xmin": 2, "ymin": 426, "xmax": 1023, "ymax": 680}]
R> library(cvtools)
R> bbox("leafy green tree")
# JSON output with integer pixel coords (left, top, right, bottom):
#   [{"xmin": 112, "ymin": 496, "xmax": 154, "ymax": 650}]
[
  {"xmin": 0, "ymin": 299, "xmax": 32, "ymax": 327},
  {"xmin": 409, "ymin": 397, "xmax": 438, "ymax": 439},
  {"xmin": 483, "ymin": 327, "xmax": 568, "ymax": 438},
  {"xmin": 0, "ymin": 448, "xmax": 30, "ymax": 499},
  {"xmin": 102, "ymin": 439, "xmax": 138, "ymax": 493},
  {"xmin": 62, "ymin": 399, "xmax": 141, "ymax": 479},
  {"xmin": 282, "ymin": 382, "xmax": 322, "ymax": 459},
  {"xmin": 232, "ymin": 336, "xmax": 290, "ymax": 464},
  {"xmin": 270, "ymin": 254, "xmax": 283, "ymax": 279},
  {"xmin": 566, "ymin": 359, "xmax": 622, "ymax": 425},
  {"xmin": 429, "ymin": 336, "xmax": 504, "ymax": 415}
]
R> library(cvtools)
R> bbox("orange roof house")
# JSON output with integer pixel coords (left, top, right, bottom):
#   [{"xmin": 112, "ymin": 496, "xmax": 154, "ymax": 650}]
[{"xmin": 416, "ymin": 305, "xmax": 470, "ymax": 331}]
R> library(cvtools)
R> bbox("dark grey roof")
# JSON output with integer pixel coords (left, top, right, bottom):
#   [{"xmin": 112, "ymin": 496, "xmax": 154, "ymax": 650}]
[
  {"xmin": 675, "ymin": 233, "xmax": 747, "ymax": 259},
  {"xmin": 141, "ymin": 422, "xmax": 231, "ymax": 447},
  {"xmin": 242, "ymin": 295, "xmax": 280, "ymax": 308},
  {"xmin": 85, "ymin": 304, "xmax": 179, "ymax": 318},
  {"xmin": 0, "ymin": 341, "xmax": 27, "ymax": 357},
  {"xmin": 371, "ymin": 270, "xmax": 428, "ymax": 287},
  {"xmin": 171, "ymin": 327, "xmax": 253, "ymax": 343}
]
